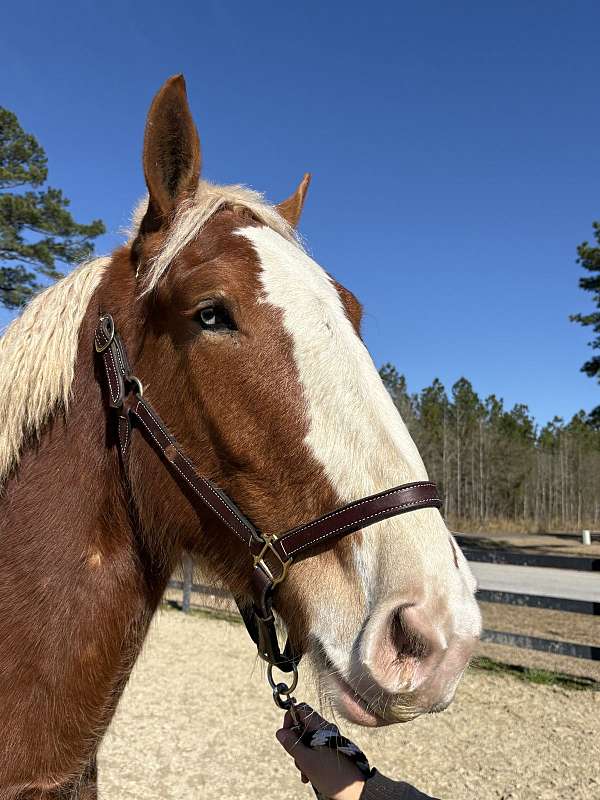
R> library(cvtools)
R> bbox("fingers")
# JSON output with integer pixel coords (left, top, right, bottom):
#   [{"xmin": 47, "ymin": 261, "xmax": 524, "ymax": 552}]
[
  {"xmin": 276, "ymin": 732, "xmax": 317, "ymax": 776},
  {"xmin": 276, "ymin": 726, "xmax": 331, "ymax": 778},
  {"xmin": 293, "ymin": 759, "xmax": 308, "ymax": 783},
  {"xmin": 276, "ymin": 714, "xmax": 367, "ymax": 799},
  {"xmin": 276, "ymin": 727, "xmax": 300, "ymax": 755},
  {"xmin": 282, "ymin": 703, "xmax": 333, "ymax": 733}
]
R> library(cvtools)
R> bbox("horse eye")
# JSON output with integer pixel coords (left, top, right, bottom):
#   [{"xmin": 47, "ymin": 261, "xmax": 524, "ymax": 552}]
[{"xmin": 195, "ymin": 304, "xmax": 236, "ymax": 332}]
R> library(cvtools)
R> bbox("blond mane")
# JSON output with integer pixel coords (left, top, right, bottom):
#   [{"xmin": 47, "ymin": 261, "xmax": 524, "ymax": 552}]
[
  {"xmin": 0, "ymin": 257, "xmax": 109, "ymax": 485},
  {"xmin": 0, "ymin": 180, "xmax": 299, "ymax": 485}
]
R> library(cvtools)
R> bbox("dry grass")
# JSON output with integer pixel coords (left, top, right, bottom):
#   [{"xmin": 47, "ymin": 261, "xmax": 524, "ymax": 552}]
[{"xmin": 448, "ymin": 516, "xmax": 598, "ymax": 534}]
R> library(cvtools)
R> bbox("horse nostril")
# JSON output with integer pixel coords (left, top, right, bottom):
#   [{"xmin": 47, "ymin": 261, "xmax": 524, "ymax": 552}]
[
  {"xmin": 360, "ymin": 602, "xmax": 440, "ymax": 694},
  {"xmin": 390, "ymin": 607, "xmax": 429, "ymax": 662},
  {"xmin": 359, "ymin": 595, "xmax": 462, "ymax": 697}
]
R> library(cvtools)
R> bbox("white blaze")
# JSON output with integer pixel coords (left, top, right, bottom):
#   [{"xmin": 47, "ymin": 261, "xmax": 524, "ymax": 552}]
[
  {"xmin": 236, "ymin": 226, "xmax": 476, "ymax": 670},
  {"xmin": 237, "ymin": 226, "xmax": 427, "ymax": 490}
]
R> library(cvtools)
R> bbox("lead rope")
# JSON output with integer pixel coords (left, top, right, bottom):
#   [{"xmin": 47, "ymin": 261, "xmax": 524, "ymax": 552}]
[{"xmin": 267, "ymin": 665, "xmax": 373, "ymax": 800}]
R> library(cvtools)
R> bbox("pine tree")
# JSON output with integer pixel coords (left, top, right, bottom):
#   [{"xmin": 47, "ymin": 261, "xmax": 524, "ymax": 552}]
[
  {"xmin": 417, "ymin": 379, "xmax": 448, "ymax": 509},
  {"xmin": 379, "ymin": 363, "xmax": 418, "ymax": 431},
  {"xmin": 449, "ymin": 378, "xmax": 482, "ymax": 520},
  {"xmin": 379, "ymin": 365, "xmax": 600, "ymax": 530},
  {"xmin": 0, "ymin": 107, "xmax": 105, "ymax": 308},
  {"xmin": 570, "ymin": 220, "xmax": 600, "ymax": 423}
]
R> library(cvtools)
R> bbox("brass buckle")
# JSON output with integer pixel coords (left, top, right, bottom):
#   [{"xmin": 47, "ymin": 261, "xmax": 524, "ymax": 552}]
[
  {"xmin": 95, "ymin": 315, "xmax": 115, "ymax": 353},
  {"xmin": 253, "ymin": 533, "xmax": 292, "ymax": 587}
]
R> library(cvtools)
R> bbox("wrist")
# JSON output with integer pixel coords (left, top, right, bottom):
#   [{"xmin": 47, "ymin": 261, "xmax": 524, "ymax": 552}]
[{"xmin": 341, "ymin": 778, "xmax": 367, "ymax": 800}]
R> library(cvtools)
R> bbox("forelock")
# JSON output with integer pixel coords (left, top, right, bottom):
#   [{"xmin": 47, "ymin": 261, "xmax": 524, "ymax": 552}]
[{"xmin": 136, "ymin": 180, "xmax": 305, "ymax": 295}]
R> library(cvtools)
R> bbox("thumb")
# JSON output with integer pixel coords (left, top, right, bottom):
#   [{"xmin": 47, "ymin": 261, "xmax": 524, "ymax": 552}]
[
  {"xmin": 276, "ymin": 729, "xmax": 322, "ymax": 777},
  {"xmin": 276, "ymin": 727, "xmax": 300, "ymax": 754}
]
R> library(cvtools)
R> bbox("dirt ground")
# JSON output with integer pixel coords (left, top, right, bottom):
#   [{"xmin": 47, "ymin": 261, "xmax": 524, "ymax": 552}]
[{"xmin": 99, "ymin": 609, "xmax": 599, "ymax": 800}]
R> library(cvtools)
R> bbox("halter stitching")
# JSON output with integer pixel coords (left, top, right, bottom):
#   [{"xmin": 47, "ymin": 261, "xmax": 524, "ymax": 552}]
[{"xmin": 281, "ymin": 497, "xmax": 442, "ymax": 558}]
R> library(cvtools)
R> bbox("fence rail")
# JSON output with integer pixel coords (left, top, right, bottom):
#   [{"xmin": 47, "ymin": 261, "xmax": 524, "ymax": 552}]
[
  {"xmin": 455, "ymin": 542, "xmax": 600, "ymax": 572},
  {"xmin": 480, "ymin": 630, "xmax": 600, "ymax": 661},
  {"xmin": 476, "ymin": 588, "xmax": 599, "ymax": 616}
]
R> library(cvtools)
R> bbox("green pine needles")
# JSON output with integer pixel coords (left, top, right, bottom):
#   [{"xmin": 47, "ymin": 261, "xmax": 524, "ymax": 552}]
[
  {"xmin": 571, "ymin": 220, "xmax": 600, "ymax": 425},
  {"xmin": 0, "ymin": 107, "xmax": 105, "ymax": 309}
]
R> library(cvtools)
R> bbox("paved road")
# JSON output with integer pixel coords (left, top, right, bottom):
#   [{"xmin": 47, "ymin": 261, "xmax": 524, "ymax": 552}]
[{"xmin": 469, "ymin": 561, "xmax": 600, "ymax": 602}]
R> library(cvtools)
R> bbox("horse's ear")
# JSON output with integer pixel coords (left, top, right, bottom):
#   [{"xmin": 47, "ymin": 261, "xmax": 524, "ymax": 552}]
[
  {"xmin": 277, "ymin": 173, "xmax": 311, "ymax": 227},
  {"xmin": 140, "ymin": 74, "xmax": 201, "ymax": 234}
]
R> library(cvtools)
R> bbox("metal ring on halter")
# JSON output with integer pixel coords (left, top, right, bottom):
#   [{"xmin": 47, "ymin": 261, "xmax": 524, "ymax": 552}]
[
  {"xmin": 128, "ymin": 375, "xmax": 144, "ymax": 398},
  {"xmin": 267, "ymin": 661, "xmax": 298, "ymax": 695}
]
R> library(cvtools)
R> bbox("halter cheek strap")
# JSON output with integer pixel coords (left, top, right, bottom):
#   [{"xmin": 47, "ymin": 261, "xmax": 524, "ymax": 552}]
[{"xmin": 95, "ymin": 314, "xmax": 443, "ymax": 672}]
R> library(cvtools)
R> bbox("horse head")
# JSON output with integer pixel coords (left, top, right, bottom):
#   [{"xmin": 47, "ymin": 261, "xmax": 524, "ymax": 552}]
[{"xmin": 100, "ymin": 75, "xmax": 481, "ymax": 726}]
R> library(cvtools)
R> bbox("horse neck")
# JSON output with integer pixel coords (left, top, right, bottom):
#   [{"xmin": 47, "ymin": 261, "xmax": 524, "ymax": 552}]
[{"xmin": 0, "ymin": 284, "xmax": 180, "ymax": 785}]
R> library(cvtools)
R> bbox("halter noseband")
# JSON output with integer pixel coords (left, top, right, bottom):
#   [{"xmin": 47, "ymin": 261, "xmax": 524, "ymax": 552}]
[{"xmin": 95, "ymin": 314, "xmax": 442, "ymax": 673}]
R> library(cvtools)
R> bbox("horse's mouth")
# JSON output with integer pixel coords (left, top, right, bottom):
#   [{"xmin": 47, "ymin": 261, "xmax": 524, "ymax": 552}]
[
  {"xmin": 323, "ymin": 667, "xmax": 392, "ymax": 727},
  {"xmin": 313, "ymin": 650, "xmax": 429, "ymax": 727},
  {"xmin": 310, "ymin": 650, "xmax": 390, "ymax": 727}
]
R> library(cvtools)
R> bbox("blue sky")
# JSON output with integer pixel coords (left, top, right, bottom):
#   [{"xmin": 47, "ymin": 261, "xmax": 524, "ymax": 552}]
[{"xmin": 2, "ymin": 1, "xmax": 599, "ymax": 425}]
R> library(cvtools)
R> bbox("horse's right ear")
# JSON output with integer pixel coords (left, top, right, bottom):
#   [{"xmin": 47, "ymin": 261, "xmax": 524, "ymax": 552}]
[{"xmin": 139, "ymin": 74, "xmax": 201, "ymax": 235}]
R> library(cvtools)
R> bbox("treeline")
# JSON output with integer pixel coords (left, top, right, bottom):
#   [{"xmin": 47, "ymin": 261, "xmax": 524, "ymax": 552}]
[{"xmin": 380, "ymin": 365, "xmax": 600, "ymax": 532}]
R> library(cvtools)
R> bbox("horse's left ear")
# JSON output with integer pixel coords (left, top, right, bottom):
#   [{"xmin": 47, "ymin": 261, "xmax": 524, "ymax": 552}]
[
  {"xmin": 140, "ymin": 74, "xmax": 201, "ymax": 235},
  {"xmin": 277, "ymin": 173, "xmax": 311, "ymax": 227}
]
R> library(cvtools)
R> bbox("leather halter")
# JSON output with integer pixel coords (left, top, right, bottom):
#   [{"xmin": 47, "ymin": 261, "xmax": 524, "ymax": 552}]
[{"xmin": 95, "ymin": 314, "xmax": 443, "ymax": 671}]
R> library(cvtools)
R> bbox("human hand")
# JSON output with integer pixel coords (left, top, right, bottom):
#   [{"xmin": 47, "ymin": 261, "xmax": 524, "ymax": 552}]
[{"xmin": 275, "ymin": 704, "xmax": 366, "ymax": 800}]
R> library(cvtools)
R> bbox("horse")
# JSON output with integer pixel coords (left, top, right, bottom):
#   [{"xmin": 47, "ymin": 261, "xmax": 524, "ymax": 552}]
[{"xmin": 0, "ymin": 75, "xmax": 481, "ymax": 799}]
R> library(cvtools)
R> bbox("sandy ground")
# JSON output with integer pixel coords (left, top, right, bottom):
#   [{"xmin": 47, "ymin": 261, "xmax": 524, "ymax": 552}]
[{"xmin": 99, "ymin": 609, "xmax": 599, "ymax": 800}]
